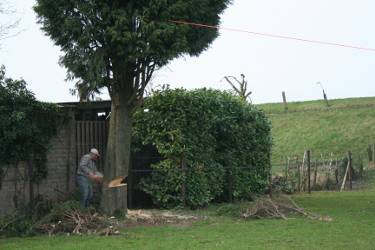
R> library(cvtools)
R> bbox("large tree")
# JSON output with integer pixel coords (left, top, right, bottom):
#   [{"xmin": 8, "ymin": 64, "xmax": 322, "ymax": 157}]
[{"xmin": 34, "ymin": 0, "xmax": 231, "ymax": 214}]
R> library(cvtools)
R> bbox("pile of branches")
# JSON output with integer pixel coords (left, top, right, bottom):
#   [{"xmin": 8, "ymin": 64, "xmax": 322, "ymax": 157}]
[
  {"xmin": 37, "ymin": 209, "xmax": 120, "ymax": 237},
  {"xmin": 0, "ymin": 200, "xmax": 122, "ymax": 237},
  {"xmin": 241, "ymin": 195, "xmax": 332, "ymax": 222}
]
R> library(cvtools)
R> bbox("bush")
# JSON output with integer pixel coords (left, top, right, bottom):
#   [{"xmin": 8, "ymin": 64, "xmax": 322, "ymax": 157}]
[
  {"xmin": 0, "ymin": 199, "xmax": 112, "ymax": 237},
  {"xmin": 271, "ymin": 176, "xmax": 294, "ymax": 194},
  {"xmin": 133, "ymin": 88, "xmax": 272, "ymax": 208},
  {"xmin": 0, "ymin": 213, "xmax": 35, "ymax": 237},
  {"xmin": 0, "ymin": 199, "xmax": 81, "ymax": 237}
]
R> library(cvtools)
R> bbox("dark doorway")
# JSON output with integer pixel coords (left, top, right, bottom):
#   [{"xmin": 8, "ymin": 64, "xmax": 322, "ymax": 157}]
[{"xmin": 128, "ymin": 145, "xmax": 163, "ymax": 209}]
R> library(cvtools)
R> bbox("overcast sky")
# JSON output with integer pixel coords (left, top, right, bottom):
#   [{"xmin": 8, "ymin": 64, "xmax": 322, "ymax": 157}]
[{"xmin": 1, "ymin": 0, "xmax": 375, "ymax": 104}]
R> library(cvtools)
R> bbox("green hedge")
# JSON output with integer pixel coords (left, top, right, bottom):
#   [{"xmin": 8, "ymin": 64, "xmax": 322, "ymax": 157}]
[{"xmin": 132, "ymin": 88, "xmax": 272, "ymax": 208}]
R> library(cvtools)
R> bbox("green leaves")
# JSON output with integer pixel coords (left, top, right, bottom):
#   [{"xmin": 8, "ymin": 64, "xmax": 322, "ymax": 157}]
[
  {"xmin": 0, "ymin": 67, "xmax": 68, "ymax": 183},
  {"xmin": 133, "ymin": 88, "xmax": 272, "ymax": 208},
  {"xmin": 34, "ymin": 0, "xmax": 231, "ymax": 91}
]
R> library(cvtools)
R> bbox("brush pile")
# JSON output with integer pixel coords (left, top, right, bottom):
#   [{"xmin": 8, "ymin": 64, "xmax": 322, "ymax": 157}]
[
  {"xmin": 241, "ymin": 195, "xmax": 332, "ymax": 222},
  {"xmin": 37, "ymin": 208, "xmax": 120, "ymax": 236},
  {"xmin": 37, "ymin": 206, "xmax": 202, "ymax": 236},
  {"xmin": 0, "ymin": 200, "xmax": 121, "ymax": 237}
]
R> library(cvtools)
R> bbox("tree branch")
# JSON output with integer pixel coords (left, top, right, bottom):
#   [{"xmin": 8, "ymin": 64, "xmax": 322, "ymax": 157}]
[{"xmin": 224, "ymin": 76, "xmax": 241, "ymax": 94}]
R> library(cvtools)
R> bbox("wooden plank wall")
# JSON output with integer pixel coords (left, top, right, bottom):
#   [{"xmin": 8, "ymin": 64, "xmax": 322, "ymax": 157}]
[{"xmin": 75, "ymin": 121, "xmax": 108, "ymax": 172}]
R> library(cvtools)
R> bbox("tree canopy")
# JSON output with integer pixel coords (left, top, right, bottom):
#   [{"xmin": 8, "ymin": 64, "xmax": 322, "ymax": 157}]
[{"xmin": 34, "ymin": 0, "xmax": 231, "ymax": 103}]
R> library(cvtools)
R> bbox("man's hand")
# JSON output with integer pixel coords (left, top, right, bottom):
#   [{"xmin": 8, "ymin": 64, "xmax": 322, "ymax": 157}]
[
  {"xmin": 89, "ymin": 173, "xmax": 103, "ymax": 183},
  {"xmin": 95, "ymin": 174, "xmax": 104, "ymax": 183}
]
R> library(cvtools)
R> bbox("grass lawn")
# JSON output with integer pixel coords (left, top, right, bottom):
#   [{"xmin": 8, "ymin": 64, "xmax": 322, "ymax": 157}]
[{"xmin": 2, "ymin": 171, "xmax": 375, "ymax": 249}]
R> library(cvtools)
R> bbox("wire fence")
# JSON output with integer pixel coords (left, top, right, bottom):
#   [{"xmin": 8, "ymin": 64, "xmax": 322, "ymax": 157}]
[{"xmin": 273, "ymin": 150, "xmax": 368, "ymax": 193}]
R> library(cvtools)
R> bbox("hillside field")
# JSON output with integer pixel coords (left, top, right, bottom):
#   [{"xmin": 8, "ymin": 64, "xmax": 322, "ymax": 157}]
[{"xmin": 257, "ymin": 97, "xmax": 375, "ymax": 165}]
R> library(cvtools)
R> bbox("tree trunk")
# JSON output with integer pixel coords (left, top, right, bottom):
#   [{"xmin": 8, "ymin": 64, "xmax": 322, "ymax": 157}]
[{"xmin": 101, "ymin": 89, "xmax": 132, "ymax": 215}]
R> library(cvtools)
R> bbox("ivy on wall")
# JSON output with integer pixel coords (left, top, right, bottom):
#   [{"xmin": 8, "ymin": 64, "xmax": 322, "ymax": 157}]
[{"xmin": 0, "ymin": 66, "xmax": 68, "ymax": 194}]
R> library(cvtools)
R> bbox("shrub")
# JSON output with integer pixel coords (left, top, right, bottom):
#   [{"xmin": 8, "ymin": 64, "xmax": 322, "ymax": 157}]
[
  {"xmin": 133, "ymin": 88, "xmax": 272, "ymax": 208},
  {"xmin": 0, "ymin": 213, "xmax": 35, "ymax": 237},
  {"xmin": 271, "ymin": 176, "xmax": 294, "ymax": 194}
]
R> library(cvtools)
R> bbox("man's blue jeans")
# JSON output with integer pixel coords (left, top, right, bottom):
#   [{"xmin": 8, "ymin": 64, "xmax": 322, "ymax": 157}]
[{"xmin": 76, "ymin": 175, "xmax": 93, "ymax": 208}]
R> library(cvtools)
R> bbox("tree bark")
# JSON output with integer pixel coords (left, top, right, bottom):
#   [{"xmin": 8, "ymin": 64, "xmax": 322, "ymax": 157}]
[{"xmin": 100, "ymin": 87, "xmax": 133, "ymax": 214}]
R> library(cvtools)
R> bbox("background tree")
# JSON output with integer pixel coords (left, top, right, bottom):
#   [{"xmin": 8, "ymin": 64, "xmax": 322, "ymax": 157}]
[
  {"xmin": 34, "ymin": 0, "xmax": 231, "ymax": 214},
  {"xmin": 224, "ymin": 74, "xmax": 252, "ymax": 102},
  {"xmin": 70, "ymin": 80, "xmax": 102, "ymax": 102},
  {"xmin": 0, "ymin": 1, "xmax": 20, "ymax": 43}
]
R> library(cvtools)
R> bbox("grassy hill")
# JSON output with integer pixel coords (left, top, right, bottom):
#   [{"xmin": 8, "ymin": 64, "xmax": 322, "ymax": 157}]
[{"xmin": 256, "ymin": 97, "xmax": 375, "ymax": 164}]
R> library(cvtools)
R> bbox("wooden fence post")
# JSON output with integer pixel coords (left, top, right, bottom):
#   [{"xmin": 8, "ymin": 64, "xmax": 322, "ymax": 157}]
[
  {"xmin": 302, "ymin": 151, "xmax": 307, "ymax": 192},
  {"xmin": 297, "ymin": 156, "xmax": 301, "ymax": 192},
  {"xmin": 323, "ymin": 91, "xmax": 329, "ymax": 107},
  {"xmin": 314, "ymin": 160, "xmax": 318, "ymax": 189},
  {"xmin": 368, "ymin": 145, "xmax": 372, "ymax": 162},
  {"xmin": 340, "ymin": 158, "xmax": 350, "ymax": 192},
  {"xmin": 307, "ymin": 150, "xmax": 311, "ymax": 194},
  {"xmin": 335, "ymin": 158, "xmax": 339, "ymax": 189},
  {"xmin": 285, "ymin": 157, "xmax": 290, "ymax": 182},
  {"xmin": 348, "ymin": 151, "xmax": 353, "ymax": 190},
  {"xmin": 359, "ymin": 156, "xmax": 364, "ymax": 178},
  {"xmin": 282, "ymin": 91, "xmax": 288, "ymax": 112}
]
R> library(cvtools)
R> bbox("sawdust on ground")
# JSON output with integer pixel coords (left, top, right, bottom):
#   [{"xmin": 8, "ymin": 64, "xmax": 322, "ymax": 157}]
[{"xmin": 124, "ymin": 209, "xmax": 205, "ymax": 227}]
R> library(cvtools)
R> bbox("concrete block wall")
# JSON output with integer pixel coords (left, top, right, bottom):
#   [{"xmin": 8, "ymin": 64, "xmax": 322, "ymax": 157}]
[{"xmin": 0, "ymin": 118, "xmax": 76, "ymax": 216}]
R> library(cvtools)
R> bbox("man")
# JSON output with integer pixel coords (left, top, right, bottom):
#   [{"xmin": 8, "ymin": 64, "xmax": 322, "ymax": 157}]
[{"xmin": 76, "ymin": 148, "xmax": 103, "ymax": 208}]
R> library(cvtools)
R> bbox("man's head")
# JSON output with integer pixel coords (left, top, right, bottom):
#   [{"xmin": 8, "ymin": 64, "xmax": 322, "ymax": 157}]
[{"xmin": 90, "ymin": 148, "xmax": 100, "ymax": 161}]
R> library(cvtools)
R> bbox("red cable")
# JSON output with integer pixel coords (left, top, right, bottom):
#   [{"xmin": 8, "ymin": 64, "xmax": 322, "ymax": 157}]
[{"xmin": 170, "ymin": 20, "xmax": 375, "ymax": 52}]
